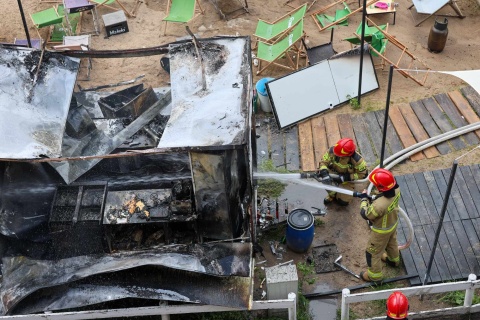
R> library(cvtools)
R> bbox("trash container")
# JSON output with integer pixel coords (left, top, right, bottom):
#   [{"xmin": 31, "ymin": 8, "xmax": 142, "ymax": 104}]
[
  {"xmin": 286, "ymin": 209, "xmax": 315, "ymax": 253},
  {"xmin": 255, "ymin": 77, "xmax": 274, "ymax": 113}
]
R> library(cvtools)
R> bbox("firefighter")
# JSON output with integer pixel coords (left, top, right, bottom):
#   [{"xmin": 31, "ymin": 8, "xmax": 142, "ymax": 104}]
[
  {"xmin": 386, "ymin": 291, "xmax": 409, "ymax": 319},
  {"xmin": 317, "ymin": 138, "xmax": 368, "ymax": 206},
  {"xmin": 358, "ymin": 168, "xmax": 401, "ymax": 282}
]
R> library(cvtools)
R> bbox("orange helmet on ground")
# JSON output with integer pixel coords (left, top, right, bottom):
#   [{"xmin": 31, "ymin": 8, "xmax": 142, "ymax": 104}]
[
  {"xmin": 333, "ymin": 138, "xmax": 356, "ymax": 157},
  {"xmin": 386, "ymin": 291, "xmax": 409, "ymax": 319},
  {"xmin": 369, "ymin": 168, "xmax": 396, "ymax": 192}
]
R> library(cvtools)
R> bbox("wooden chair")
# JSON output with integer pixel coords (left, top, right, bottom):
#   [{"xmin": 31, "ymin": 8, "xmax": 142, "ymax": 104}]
[
  {"xmin": 310, "ymin": 0, "xmax": 376, "ymax": 32},
  {"xmin": 256, "ymin": 19, "xmax": 307, "ymax": 75}
]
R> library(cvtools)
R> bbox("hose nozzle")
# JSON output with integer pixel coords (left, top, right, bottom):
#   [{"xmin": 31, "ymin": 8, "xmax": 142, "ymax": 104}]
[{"xmin": 300, "ymin": 172, "xmax": 317, "ymax": 179}]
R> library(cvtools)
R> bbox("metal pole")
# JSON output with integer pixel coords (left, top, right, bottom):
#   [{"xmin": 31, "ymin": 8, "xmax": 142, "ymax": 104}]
[
  {"xmin": 422, "ymin": 160, "xmax": 458, "ymax": 286},
  {"xmin": 379, "ymin": 65, "xmax": 394, "ymax": 168},
  {"xmin": 17, "ymin": 0, "xmax": 32, "ymax": 48},
  {"xmin": 357, "ymin": 0, "xmax": 367, "ymax": 105}
]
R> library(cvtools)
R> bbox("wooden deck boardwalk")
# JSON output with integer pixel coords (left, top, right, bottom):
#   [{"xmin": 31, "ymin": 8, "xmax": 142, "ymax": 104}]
[
  {"xmin": 396, "ymin": 164, "xmax": 480, "ymax": 285},
  {"xmin": 254, "ymin": 86, "xmax": 480, "ymax": 285},
  {"xmin": 254, "ymin": 86, "xmax": 480, "ymax": 172}
]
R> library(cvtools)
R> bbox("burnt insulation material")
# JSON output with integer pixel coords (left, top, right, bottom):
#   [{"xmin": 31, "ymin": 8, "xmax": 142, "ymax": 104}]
[
  {"xmin": 0, "ymin": 48, "xmax": 79, "ymax": 159},
  {"xmin": 1, "ymin": 242, "xmax": 252, "ymax": 314}
]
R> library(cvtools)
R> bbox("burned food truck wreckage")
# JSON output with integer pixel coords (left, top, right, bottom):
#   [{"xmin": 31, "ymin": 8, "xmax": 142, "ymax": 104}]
[{"xmin": 0, "ymin": 36, "xmax": 254, "ymax": 315}]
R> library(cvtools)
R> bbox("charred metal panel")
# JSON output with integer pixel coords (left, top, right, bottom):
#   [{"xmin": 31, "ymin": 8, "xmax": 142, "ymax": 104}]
[
  {"xmin": 1, "ymin": 242, "xmax": 252, "ymax": 314},
  {"xmin": 0, "ymin": 48, "xmax": 79, "ymax": 159},
  {"xmin": 49, "ymin": 91, "xmax": 171, "ymax": 184},
  {"xmin": 191, "ymin": 151, "xmax": 230, "ymax": 240},
  {"xmin": 158, "ymin": 37, "xmax": 251, "ymax": 149}
]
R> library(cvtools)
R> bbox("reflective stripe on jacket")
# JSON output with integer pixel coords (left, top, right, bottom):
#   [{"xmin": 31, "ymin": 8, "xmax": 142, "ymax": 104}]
[
  {"xmin": 363, "ymin": 188, "xmax": 401, "ymax": 234},
  {"xmin": 318, "ymin": 147, "xmax": 368, "ymax": 181}
]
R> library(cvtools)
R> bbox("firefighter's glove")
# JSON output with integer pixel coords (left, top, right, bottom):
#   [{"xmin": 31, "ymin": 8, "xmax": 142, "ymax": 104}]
[
  {"xmin": 333, "ymin": 174, "xmax": 350, "ymax": 183},
  {"xmin": 318, "ymin": 169, "xmax": 331, "ymax": 185},
  {"xmin": 353, "ymin": 191, "xmax": 369, "ymax": 199}
]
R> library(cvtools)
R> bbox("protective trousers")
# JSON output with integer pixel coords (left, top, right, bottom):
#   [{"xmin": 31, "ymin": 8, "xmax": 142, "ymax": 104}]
[
  {"xmin": 327, "ymin": 182, "xmax": 355, "ymax": 204},
  {"xmin": 365, "ymin": 228, "xmax": 399, "ymax": 281}
]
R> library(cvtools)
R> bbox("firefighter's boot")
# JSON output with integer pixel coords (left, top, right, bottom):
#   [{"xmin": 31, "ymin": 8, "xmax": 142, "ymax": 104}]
[{"xmin": 382, "ymin": 253, "xmax": 400, "ymax": 267}]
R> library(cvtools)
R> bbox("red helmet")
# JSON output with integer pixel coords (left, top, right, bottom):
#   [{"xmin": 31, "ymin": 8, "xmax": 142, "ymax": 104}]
[
  {"xmin": 333, "ymin": 138, "xmax": 355, "ymax": 157},
  {"xmin": 369, "ymin": 168, "xmax": 396, "ymax": 192},
  {"xmin": 386, "ymin": 291, "xmax": 409, "ymax": 319}
]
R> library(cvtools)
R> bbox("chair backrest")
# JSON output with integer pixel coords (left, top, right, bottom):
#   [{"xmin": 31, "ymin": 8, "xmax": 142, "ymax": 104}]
[
  {"xmin": 371, "ymin": 32, "xmax": 388, "ymax": 56},
  {"xmin": 163, "ymin": 0, "xmax": 197, "ymax": 22},
  {"xmin": 31, "ymin": 6, "xmax": 63, "ymax": 28},
  {"xmin": 254, "ymin": 3, "xmax": 307, "ymax": 39},
  {"xmin": 257, "ymin": 19, "xmax": 304, "ymax": 61},
  {"xmin": 334, "ymin": 2, "xmax": 351, "ymax": 25}
]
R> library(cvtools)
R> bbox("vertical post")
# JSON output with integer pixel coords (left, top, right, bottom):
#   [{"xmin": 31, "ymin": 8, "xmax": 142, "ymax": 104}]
[
  {"xmin": 341, "ymin": 288, "xmax": 350, "ymax": 320},
  {"xmin": 422, "ymin": 160, "xmax": 458, "ymax": 286},
  {"xmin": 288, "ymin": 292, "xmax": 297, "ymax": 320},
  {"xmin": 17, "ymin": 0, "xmax": 32, "ymax": 48},
  {"xmin": 357, "ymin": 0, "xmax": 367, "ymax": 105},
  {"xmin": 464, "ymin": 274, "xmax": 477, "ymax": 307},
  {"xmin": 160, "ymin": 301, "xmax": 170, "ymax": 320},
  {"xmin": 379, "ymin": 65, "xmax": 394, "ymax": 168}
]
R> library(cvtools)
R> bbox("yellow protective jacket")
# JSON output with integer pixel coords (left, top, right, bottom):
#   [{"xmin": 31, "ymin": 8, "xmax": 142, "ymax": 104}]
[
  {"xmin": 318, "ymin": 147, "xmax": 368, "ymax": 181},
  {"xmin": 360, "ymin": 188, "xmax": 401, "ymax": 234}
]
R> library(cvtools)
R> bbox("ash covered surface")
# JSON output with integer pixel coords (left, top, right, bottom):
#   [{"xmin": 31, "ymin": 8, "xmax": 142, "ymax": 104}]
[
  {"xmin": 0, "ymin": 47, "xmax": 79, "ymax": 159},
  {"xmin": 158, "ymin": 37, "xmax": 252, "ymax": 149}
]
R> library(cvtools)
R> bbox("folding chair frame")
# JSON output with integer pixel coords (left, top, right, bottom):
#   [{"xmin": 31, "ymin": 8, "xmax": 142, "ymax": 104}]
[
  {"xmin": 91, "ymin": 0, "xmax": 142, "ymax": 18},
  {"xmin": 64, "ymin": 1, "xmax": 100, "ymax": 36},
  {"xmin": 310, "ymin": 0, "xmax": 376, "ymax": 32},
  {"xmin": 408, "ymin": 0, "xmax": 465, "ymax": 27},
  {"xmin": 256, "ymin": 32, "xmax": 307, "ymax": 75},
  {"xmin": 163, "ymin": 0, "xmax": 205, "ymax": 36},
  {"xmin": 364, "ymin": 17, "xmax": 431, "ymax": 86},
  {"xmin": 30, "ymin": 5, "xmax": 70, "ymax": 46},
  {"xmin": 252, "ymin": 3, "xmax": 307, "ymax": 49}
]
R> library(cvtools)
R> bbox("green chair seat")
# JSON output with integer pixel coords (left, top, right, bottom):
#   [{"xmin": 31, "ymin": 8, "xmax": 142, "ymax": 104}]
[
  {"xmin": 50, "ymin": 12, "xmax": 81, "ymax": 42},
  {"xmin": 257, "ymin": 20, "xmax": 304, "ymax": 63},
  {"xmin": 163, "ymin": 0, "xmax": 196, "ymax": 22},
  {"xmin": 315, "ymin": 2, "xmax": 351, "ymax": 29},
  {"xmin": 254, "ymin": 3, "xmax": 307, "ymax": 42},
  {"xmin": 31, "ymin": 7, "xmax": 63, "ymax": 28}
]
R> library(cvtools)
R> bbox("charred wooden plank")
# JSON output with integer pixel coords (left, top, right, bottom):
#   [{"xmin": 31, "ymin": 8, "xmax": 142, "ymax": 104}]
[
  {"xmin": 443, "ymin": 221, "xmax": 471, "ymax": 280},
  {"xmin": 421, "ymin": 97, "xmax": 466, "ymax": 150},
  {"xmin": 374, "ymin": 110, "xmax": 404, "ymax": 155},
  {"xmin": 389, "ymin": 105, "xmax": 425, "ymax": 161},
  {"xmin": 460, "ymin": 86, "xmax": 480, "ymax": 117},
  {"xmin": 311, "ymin": 116, "xmax": 328, "ymax": 171},
  {"xmin": 298, "ymin": 120, "xmax": 316, "ymax": 172},
  {"xmin": 399, "ymin": 104, "xmax": 441, "ymax": 158},
  {"xmin": 285, "ymin": 126, "xmax": 300, "ymax": 171},
  {"xmin": 423, "ymin": 224, "xmax": 451, "ymax": 283},
  {"xmin": 351, "ymin": 114, "xmax": 377, "ymax": 166},
  {"xmin": 448, "ymin": 90, "xmax": 480, "ymax": 139},
  {"xmin": 409, "ymin": 100, "xmax": 451, "ymax": 155},
  {"xmin": 364, "ymin": 111, "xmax": 392, "ymax": 159},
  {"xmin": 434, "ymin": 93, "xmax": 479, "ymax": 146}
]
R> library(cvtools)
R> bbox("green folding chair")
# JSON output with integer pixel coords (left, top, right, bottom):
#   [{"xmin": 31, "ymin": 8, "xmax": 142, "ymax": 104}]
[
  {"xmin": 162, "ymin": 0, "xmax": 205, "ymax": 35},
  {"xmin": 49, "ymin": 5, "xmax": 81, "ymax": 43},
  {"xmin": 315, "ymin": 2, "xmax": 351, "ymax": 29},
  {"xmin": 344, "ymin": 22, "xmax": 388, "ymax": 46},
  {"xmin": 253, "ymin": 3, "xmax": 307, "ymax": 45},
  {"xmin": 256, "ymin": 19, "xmax": 306, "ymax": 75},
  {"xmin": 344, "ymin": 22, "xmax": 389, "ymax": 69},
  {"xmin": 30, "ymin": 5, "xmax": 65, "ymax": 44}
]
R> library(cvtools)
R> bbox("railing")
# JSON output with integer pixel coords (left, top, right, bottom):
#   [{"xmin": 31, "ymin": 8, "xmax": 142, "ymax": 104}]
[
  {"xmin": 341, "ymin": 274, "xmax": 480, "ymax": 319},
  {"xmin": 0, "ymin": 293, "xmax": 297, "ymax": 320}
]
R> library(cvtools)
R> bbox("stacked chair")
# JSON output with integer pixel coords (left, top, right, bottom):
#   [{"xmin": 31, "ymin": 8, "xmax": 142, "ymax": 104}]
[{"xmin": 253, "ymin": 4, "xmax": 308, "ymax": 75}]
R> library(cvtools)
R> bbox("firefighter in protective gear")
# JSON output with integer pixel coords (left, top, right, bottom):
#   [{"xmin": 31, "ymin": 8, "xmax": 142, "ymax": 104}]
[
  {"xmin": 386, "ymin": 291, "xmax": 409, "ymax": 319},
  {"xmin": 358, "ymin": 168, "xmax": 401, "ymax": 282},
  {"xmin": 317, "ymin": 138, "xmax": 368, "ymax": 206}
]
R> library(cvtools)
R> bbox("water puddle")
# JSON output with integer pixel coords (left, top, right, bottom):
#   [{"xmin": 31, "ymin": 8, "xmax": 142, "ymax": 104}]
[{"xmin": 308, "ymin": 283, "xmax": 337, "ymax": 320}]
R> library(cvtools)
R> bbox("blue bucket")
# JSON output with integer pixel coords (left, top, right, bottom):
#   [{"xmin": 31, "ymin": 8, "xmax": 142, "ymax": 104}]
[{"xmin": 286, "ymin": 209, "xmax": 315, "ymax": 253}]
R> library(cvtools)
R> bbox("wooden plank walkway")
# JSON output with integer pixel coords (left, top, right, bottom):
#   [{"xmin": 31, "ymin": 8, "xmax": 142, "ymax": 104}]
[
  {"xmin": 398, "ymin": 164, "xmax": 480, "ymax": 285},
  {"xmin": 289, "ymin": 86, "xmax": 480, "ymax": 172}
]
